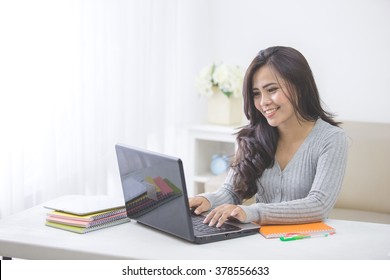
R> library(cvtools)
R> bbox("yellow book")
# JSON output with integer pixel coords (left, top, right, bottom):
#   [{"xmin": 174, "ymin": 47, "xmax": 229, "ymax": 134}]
[
  {"xmin": 45, "ymin": 217, "xmax": 130, "ymax": 234},
  {"xmin": 47, "ymin": 207, "xmax": 126, "ymax": 222}
]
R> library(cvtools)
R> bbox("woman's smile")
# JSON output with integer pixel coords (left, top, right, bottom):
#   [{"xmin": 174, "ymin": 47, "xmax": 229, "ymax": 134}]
[{"xmin": 263, "ymin": 107, "xmax": 280, "ymax": 118}]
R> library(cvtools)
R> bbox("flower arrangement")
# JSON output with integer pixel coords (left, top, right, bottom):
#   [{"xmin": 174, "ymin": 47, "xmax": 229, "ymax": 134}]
[{"xmin": 196, "ymin": 63, "xmax": 244, "ymax": 99}]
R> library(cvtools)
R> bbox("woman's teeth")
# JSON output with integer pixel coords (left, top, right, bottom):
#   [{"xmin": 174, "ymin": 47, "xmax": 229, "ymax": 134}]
[{"xmin": 264, "ymin": 107, "xmax": 279, "ymax": 115}]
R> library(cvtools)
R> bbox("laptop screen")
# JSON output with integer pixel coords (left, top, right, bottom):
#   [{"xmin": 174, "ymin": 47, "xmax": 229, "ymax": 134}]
[{"xmin": 115, "ymin": 144, "xmax": 195, "ymax": 242}]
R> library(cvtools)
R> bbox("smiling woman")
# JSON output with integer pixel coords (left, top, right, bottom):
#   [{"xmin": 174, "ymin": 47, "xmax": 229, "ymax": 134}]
[
  {"xmin": 252, "ymin": 65, "xmax": 297, "ymax": 128},
  {"xmin": 189, "ymin": 46, "xmax": 348, "ymax": 227}
]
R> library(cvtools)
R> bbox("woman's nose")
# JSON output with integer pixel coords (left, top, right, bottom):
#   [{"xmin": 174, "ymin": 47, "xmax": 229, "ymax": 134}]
[{"xmin": 260, "ymin": 93, "xmax": 272, "ymax": 106}]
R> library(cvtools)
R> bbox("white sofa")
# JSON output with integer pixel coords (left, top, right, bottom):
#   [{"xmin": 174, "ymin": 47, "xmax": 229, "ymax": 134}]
[
  {"xmin": 204, "ymin": 121, "xmax": 390, "ymax": 224},
  {"xmin": 328, "ymin": 121, "xmax": 390, "ymax": 224}
]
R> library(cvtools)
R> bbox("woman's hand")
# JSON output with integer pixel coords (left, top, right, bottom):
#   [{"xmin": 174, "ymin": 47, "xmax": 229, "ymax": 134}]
[
  {"xmin": 203, "ymin": 204, "xmax": 246, "ymax": 227},
  {"xmin": 188, "ymin": 196, "xmax": 211, "ymax": 215}
]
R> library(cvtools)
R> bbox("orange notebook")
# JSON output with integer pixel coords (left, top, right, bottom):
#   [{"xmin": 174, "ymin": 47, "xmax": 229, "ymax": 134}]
[{"xmin": 259, "ymin": 222, "xmax": 335, "ymax": 238}]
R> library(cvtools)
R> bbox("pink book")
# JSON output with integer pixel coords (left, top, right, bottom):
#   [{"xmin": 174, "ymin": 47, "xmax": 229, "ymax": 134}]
[
  {"xmin": 46, "ymin": 211, "xmax": 127, "ymax": 228},
  {"xmin": 153, "ymin": 176, "xmax": 173, "ymax": 194}
]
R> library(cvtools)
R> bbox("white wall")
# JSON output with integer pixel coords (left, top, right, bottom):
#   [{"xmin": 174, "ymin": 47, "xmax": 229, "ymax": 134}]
[
  {"xmin": 197, "ymin": 0, "xmax": 390, "ymax": 123},
  {"xmin": 0, "ymin": 0, "xmax": 389, "ymax": 217}
]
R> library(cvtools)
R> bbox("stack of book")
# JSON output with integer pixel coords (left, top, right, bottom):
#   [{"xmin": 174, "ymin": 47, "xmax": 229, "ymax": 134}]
[
  {"xmin": 43, "ymin": 195, "xmax": 130, "ymax": 234},
  {"xmin": 45, "ymin": 207, "xmax": 130, "ymax": 234}
]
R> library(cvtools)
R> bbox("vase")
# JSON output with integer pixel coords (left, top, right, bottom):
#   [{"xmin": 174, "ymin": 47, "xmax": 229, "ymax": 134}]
[{"xmin": 207, "ymin": 90, "xmax": 243, "ymax": 125}]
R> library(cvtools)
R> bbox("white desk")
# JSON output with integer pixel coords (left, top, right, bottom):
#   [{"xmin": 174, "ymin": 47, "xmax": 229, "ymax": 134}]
[{"xmin": 0, "ymin": 197, "xmax": 390, "ymax": 260}]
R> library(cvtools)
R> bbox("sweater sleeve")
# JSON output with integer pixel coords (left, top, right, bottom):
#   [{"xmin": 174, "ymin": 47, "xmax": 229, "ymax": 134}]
[
  {"xmin": 241, "ymin": 129, "xmax": 349, "ymax": 225},
  {"xmin": 199, "ymin": 169, "xmax": 242, "ymax": 207}
]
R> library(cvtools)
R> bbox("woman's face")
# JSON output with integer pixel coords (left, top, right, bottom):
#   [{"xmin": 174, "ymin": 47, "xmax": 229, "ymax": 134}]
[{"xmin": 252, "ymin": 65, "xmax": 297, "ymax": 129}]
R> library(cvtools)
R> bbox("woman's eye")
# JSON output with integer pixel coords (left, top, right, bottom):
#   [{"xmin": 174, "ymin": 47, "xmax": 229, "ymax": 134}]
[
  {"xmin": 252, "ymin": 91, "xmax": 261, "ymax": 97},
  {"xmin": 267, "ymin": 87, "xmax": 278, "ymax": 93}
]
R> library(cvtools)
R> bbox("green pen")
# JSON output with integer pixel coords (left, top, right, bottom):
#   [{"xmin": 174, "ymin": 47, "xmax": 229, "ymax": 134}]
[{"xmin": 280, "ymin": 233, "xmax": 331, "ymax": 241}]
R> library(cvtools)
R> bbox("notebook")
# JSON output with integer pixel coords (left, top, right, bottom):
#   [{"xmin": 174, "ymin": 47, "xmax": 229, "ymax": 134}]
[
  {"xmin": 46, "ymin": 209, "xmax": 128, "ymax": 227},
  {"xmin": 115, "ymin": 143, "xmax": 260, "ymax": 244},
  {"xmin": 43, "ymin": 195, "xmax": 125, "ymax": 215},
  {"xmin": 259, "ymin": 222, "xmax": 335, "ymax": 238},
  {"xmin": 44, "ymin": 201, "xmax": 130, "ymax": 233},
  {"xmin": 45, "ymin": 217, "xmax": 130, "ymax": 234}
]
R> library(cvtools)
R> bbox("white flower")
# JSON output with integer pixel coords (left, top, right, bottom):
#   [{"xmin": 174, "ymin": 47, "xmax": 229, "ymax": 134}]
[
  {"xmin": 195, "ymin": 64, "xmax": 215, "ymax": 98},
  {"xmin": 196, "ymin": 62, "xmax": 244, "ymax": 99}
]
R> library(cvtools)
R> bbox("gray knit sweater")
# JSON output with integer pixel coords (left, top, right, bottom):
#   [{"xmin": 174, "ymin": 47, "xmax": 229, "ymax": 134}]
[{"xmin": 201, "ymin": 119, "xmax": 349, "ymax": 225}]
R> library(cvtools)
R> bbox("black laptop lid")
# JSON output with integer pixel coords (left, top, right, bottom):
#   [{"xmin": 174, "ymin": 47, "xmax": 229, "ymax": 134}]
[{"xmin": 115, "ymin": 144, "xmax": 195, "ymax": 242}]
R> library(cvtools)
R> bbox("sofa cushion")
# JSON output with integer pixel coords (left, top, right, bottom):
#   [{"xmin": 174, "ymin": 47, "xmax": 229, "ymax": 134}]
[{"xmin": 334, "ymin": 121, "xmax": 390, "ymax": 215}]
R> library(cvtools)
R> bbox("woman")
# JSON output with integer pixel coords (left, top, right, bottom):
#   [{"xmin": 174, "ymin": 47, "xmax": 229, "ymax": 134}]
[{"xmin": 189, "ymin": 46, "xmax": 348, "ymax": 226}]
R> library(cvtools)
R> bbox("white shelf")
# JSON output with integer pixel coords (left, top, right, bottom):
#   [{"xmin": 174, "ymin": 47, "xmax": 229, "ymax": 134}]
[
  {"xmin": 194, "ymin": 173, "xmax": 215, "ymax": 184},
  {"xmin": 187, "ymin": 124, "xmax": 238, "ymax": 196}
]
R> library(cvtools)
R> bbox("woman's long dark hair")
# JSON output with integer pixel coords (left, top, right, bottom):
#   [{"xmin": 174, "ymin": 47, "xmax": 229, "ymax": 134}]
[{"xmin": 232, "ymin": 46, "xmax": 340, "ymax": 199}]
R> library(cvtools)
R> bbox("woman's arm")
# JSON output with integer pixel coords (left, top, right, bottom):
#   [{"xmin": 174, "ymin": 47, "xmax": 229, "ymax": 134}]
[{"xmin": 198, "ymin": 169, "xmax": 242, "ymax": 208}]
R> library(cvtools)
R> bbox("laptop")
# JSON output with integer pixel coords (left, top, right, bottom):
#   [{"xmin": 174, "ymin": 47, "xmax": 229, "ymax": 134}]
[{"xmin": 115, "ymin": 143, "xmax": 260, "ymax": 244}]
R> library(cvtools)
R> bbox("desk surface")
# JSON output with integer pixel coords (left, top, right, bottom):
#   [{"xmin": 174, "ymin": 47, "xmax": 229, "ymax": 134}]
[{"xmin": 1, "ymin": 197, "xmax": 390, "ymax": 260}]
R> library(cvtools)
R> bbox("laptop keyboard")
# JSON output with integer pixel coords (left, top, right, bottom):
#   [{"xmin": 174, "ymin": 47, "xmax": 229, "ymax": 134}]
[{"xmin": 191, "ymin": 214, "xmax": 240, "ymax": 234}]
